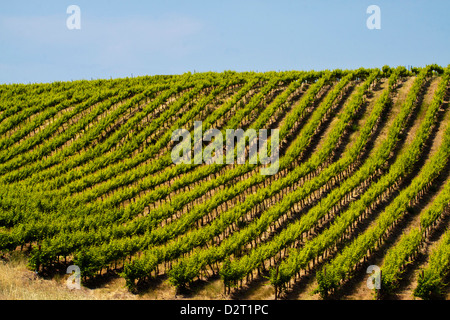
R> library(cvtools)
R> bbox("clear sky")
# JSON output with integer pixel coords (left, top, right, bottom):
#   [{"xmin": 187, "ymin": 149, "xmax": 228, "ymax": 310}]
[{"xmin": 0, "ymin": 0, "xmax": 449, "ymax": 84}]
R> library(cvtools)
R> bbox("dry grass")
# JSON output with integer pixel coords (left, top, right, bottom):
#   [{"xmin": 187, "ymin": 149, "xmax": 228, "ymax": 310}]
[
  {"xmin": 0, "ymin": 252, "xmax": 230, "ymax": 300},
  {"xmin": 0, "ymin": 252, "xmax": 135, "ymax": 300}
]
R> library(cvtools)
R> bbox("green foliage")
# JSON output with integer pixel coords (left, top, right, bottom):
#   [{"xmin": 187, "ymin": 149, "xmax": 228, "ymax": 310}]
[
  {"xmin": 1, "ymin": 66, "xmax": 448, "ymax": 300},
  {"xmin": 414, "ymin": 230, "xmax": 450, "ymax": 299},
  {"xmin": 382, "ymin": 65, "xmax": 392, "ymax": 77},
  {"xmin": 315, "ymin": 66, "xmax": 450, "ymax": 296}
]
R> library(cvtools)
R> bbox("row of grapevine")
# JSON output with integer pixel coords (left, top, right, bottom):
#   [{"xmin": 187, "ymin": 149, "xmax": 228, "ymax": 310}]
[
  {"xmin": 1, "ymin": 66, "xmax": 448, "ymax": 300},
  {"xmin": 414, "ymin": 227, "xmax": 450, "ymax": 299},
  {"xmin": 315, "ymin": 66, "xmax": 450, "ymax": 297},
  {"xmin": 119, "ymin": 71, "xmax": 369, "ymax": 288},
  {"xmin": 1, "ymin": 72, "xmax": 289, "ymax": 247},
  {"xmin": 267, "ymin": 66, "xmax": 442, "ymax": 297},
  {"xmin": 23, "ymin": 71, "xmax": 326, "ymax": 272},
  {"xmin": 218, "ymin": 69, "xmax": 395, "ymax": 289},
  {"xmin": 380, "ymin": 176, "xmax": 450, "ymax": 297}
]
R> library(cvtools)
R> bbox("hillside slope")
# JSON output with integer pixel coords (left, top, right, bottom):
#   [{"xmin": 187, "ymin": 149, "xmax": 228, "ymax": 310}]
[{"xmin": 1, "ymin": 66, "xmax": 449, "ymax": 300}]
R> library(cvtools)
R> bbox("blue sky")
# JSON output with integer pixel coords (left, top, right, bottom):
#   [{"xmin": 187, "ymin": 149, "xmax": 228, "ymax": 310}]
[{"xmin": 0, "ymin": 0, "xmax": 449, "ymax": 84}]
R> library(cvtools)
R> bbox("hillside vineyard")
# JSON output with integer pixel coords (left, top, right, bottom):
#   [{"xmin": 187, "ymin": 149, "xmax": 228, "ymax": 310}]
[{"xmin": 0, "ymin": 66, "xmax": 449, "ymax": 300}]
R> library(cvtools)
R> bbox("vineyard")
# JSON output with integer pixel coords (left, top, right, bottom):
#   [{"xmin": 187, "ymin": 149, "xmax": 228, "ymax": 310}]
[{"xmin": 0, "ymin": 65, "xmax": 449, "ymax": 300}]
